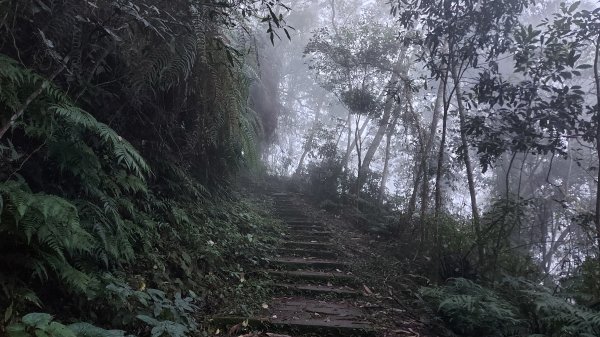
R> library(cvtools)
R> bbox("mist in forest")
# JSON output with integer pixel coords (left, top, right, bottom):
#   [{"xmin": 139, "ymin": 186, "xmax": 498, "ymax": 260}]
[
  {"xmin": 260, "ymin": 0, "xmax": 600, "ymax": 278},
  {"xmin": 2, "ymin": 0, "xmax": 600, "ymax": 335}
]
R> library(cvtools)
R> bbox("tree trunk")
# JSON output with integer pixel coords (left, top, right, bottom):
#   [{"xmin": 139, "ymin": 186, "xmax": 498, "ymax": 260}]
[
  {"xmin": 419, "ymin": 83, "xmax": 444, "ymax": 218},
  {"xmin": 295, "ymin": 97, "xmax": 325, "ymax": 175},
  {"xmin": 451, "ymin": 65, "xmax": 484, "ymax": 264},
  {"xmin": 378, "ymin": 117, "xmax": 396, "ymax": 206},
  {"xmin": 593, "ymin": 35, "xmax": 600, "ymax": 252},
  {"xmin": 355, "ymin": 53, "xmax": 408, "ymax": 193},
  {"xmin": 341, "ymin": 115, "xmax": 370, "ymax": 171},
  {"xmin": 353, "ymin": 115, "xmax": 364, "ymax": 196},
  {"xmin": 408, "ymin": 156, "xmax": 423, "ymax": 219},
  {"xmin": 434, "ymin": 81, "xmax": 449, "ymax": 217}
]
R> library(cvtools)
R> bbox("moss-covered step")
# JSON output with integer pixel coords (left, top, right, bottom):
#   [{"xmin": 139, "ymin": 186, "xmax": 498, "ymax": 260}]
[
  {"xmin": 268, "ymin": 257, "xmax": 348, "ymax": 271},
  {"xmin": 275, "ymin": 248, "xmax": 338, "ymax": 259},
  {"xmin": 285, "ymin": 220, "xmax": 324, "ymax": 227},
  {"xmin": 282, "ymin": 234, "xmax": 331, "ymax": 243},
  {"xmin": 284, "ymin": 241, "xmax": 334, "ymax": 250},
  {"xmin": 271, "ymin": 283, "xmax": 361, "ymax": 299},
  {"xmin": 286, "ymin": 229, "xmax": 332, "ymax": 235},
  {"xmin": 266, "ymin": 270, "xmax": 359, "ymax": 286},
  {"xmin": 211, "ymin": 298, "xmax": 373, "ymax": 337}
]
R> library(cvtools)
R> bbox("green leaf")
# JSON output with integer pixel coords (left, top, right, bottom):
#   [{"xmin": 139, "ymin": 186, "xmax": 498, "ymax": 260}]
[
  {"xmin": 22, "ymin": 313, "xmax": 52, "ymax": 329},
  {"xmin": 6, "ymin": 324, "xmax": 30, "ymax": 337},
  {"xmin": 136, "ymin": 315, "xmax": 159, "ymax": 326},
  {"xmin": 4, "ymin": 302, "xmax": 14, "ymax": 323},
  {"xmin": 46, "ymin": 322, "xmax": 76, "ymax": 337},
  {"xmin": 34, "ymin": 330, "xmax": 50, "ymax": 337},
  {"xmin": 68, "ymin": 322, "xmax": 126, "ymax": 337},
  {"xmin": 560, "ymin": 71, "xmax": 572, "ymax": 79},
  {"xmin": 568, "ymin": 1, "xmax": 580, "ymax": 13}
]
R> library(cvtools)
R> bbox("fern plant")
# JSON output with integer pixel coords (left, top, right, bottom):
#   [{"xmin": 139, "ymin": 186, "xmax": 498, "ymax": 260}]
[
  {"xmin": 501, "ymin": 276, "xmax": 600, "ymax": 337},
  {"xmin": 6, "ymin": 313, "xmax": 125, "ymax": 337},
  {"xmin": 0, "ymin": 53, "xmax": 154, "ymax": 310},
  {"xmin": 423, "ymin": 277, "xmax": 600, "ymax": 337},
  {"xmin": 0, "ymin": 180, "xmax": 98, "ymax": 297},
  {"xmin": 421, "ymin": 278, "xmax": 524, "ymax": 336}
]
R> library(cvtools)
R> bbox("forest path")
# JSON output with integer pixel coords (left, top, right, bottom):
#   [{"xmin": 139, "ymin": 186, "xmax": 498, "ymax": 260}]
[
  {"xmin": 214, "ymin": 190, "xmax": 375, "ymax": 336},
  {"xmin": 262, "ymin": 191, "xmax": 373, "ymax": 336}
]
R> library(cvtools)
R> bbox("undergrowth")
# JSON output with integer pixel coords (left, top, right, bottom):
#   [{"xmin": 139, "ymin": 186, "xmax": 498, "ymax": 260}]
[
  {"xmin": 421, "ymin": 277, "xmax": 600, "ymax": 337},
  {"xmin": 0, "ymin": 0, "xmax": 288, "ymax": 335}
]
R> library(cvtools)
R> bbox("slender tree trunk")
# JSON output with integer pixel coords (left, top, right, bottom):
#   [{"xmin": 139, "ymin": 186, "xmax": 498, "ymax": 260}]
[
  {"xmin": 355, "ymin": 52, "xmax": 408, "ymax": 193},
  {"xmin": 435, "ymin": 76, "xmax": 449, "ymax": 217},
  {"xmin": 451, "ymin": 65, "xmax": 484, "ymax": 264},
  {"xmin": 354, "ymin": 115, "xmax": 363, "ymax": 196},
  {"xmin": 355, "ymin": 98, "xmax": 393, "ymax": 193},
  {"xmin": 344, "ymin": 112, "xmax": 353, "ymax": 168},
  {"xmin": 408, "ymin": 158, "xmax": 423, "ymax": 219},
  {"xmin": 419, "ymin": 83, "xmax": 444, "ymax": 218},
  {"xmin": 341, "ymin": 115, "xmax": 370, "ymax": 171},
  {"xmin": 329, "ymin": 0, "xmax": 339, "ymax": 36},
  {"xmin": 295, "ymin": 97, "xmax": 325, "ymax": 175},
  {"xmin": 594, "ymin": 35, "xmax": 600, "ymax": 251},
  {"xmin": 378, "ymin": 118, "xmax": 396, "ymax": 206}
]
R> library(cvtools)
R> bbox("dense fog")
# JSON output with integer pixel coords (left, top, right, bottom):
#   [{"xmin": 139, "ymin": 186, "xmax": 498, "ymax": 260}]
[
  {"xmin": 2, "ymin": 0, "xmax": 600, "ymax": 336},
  {"xmin": 259, "ymin": 0, "xmax": 600, "ymax": 278}
]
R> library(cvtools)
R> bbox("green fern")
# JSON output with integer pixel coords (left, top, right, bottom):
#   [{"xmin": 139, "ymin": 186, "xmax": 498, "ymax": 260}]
[
  {"xmin": 0, "ymin": 181, "xmax": 98, "ymax": 298},
  {"xmin": 421, "ymin": 278, "xmax": 523, "ymax": 336},
  {"xmin": 423, "ymin": 277, "xmax": 600, "ymax": 337},
  {"xmin": 6, "ymin": 313, "xmax": 125, "ymax": 337}
]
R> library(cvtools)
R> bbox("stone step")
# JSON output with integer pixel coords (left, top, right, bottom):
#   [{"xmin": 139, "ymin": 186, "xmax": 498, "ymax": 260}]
[
  {"xmin": 277, "ymin": 214, "xmax": 305, "ymax": 219},
  {"xmin": 274, "ymin": 207, "xmax": 296, "ymax": 211},
  {"xmin": 283, "ymin": 234, "xmax": 330, "ymax": 243},
  {"xmin": 273, "ymin": 208, "xmax": 301, "ymax": 213},
  {"xmin": 287, "ymin": 227, "xmax": 333, "ymax": 236},
  {"xmin": 275, "ymin": 248, "xmax": 338, "ymax": 259},
  {"xmin": 285, "ymin": 241, "xmax": 334, "ymax": 250},
  {"xmin": 271, "ymin": 284, "xmax": 361, "ymax": 299},
  {"xmin": 212, "ymin": 316, "xmax": 373, "ymax": 337},
  {"xmin": 266, "ymin": 270, "xmax": 358, "ymax": 286},
  {"xmin": 286, "ymin": 226, "xmax": 331, "ymax": 235},
  {"xmin": 271, "ymin": 192, "xmax": 292, "ymax": 197},
  {"xmin": 286, "ymin": 218, "xmax": 324, "ymax": 227},
  {"xmin": 269, "ymin": 257, "xmax": 348, "ymax": 271},
  {"xmin": 272, "ymin": 203, "xmax": 296, "ymax": 208},
  {"xmin": 269, "ymin": 297, "xmax": 372, "ymax": 335}
]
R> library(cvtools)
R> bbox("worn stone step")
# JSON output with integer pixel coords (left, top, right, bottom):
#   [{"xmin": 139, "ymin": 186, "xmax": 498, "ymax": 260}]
[
  {"xmin": 276, "ymin": 214, "xmax": 306, "ymax": 219},
  {"xmin": 272, "ymin": 283, "xmax": 361, "ymax": 298},
  {"xmin": 286, "ymin": 226, "xmax": 326, "ymax": 233},
  {"xmin": 266, "ymin": 270, "xmax": 358, "ymax": 286},
  {"xmin": 212, "ymin": 298, "xmax": 372, "ymax": 336},
  {"xmin": 274, "ymin": 208, "xmax": 305, "ymax": 213},
  {"xmin": 286, "ymin": 229, "xmax": 332, "ymax": 235},
  {"xmin": 271, "ymin": 192, "xmax": 292, "ymax": 197},
  {"xmin": 283, "ymin": 234, "xmax": 330, "ymax": 243},
  {"xmin": 275, "ymin": 248, "xmax": 338, "ymax": 259},
  {"xmin": 273, "ymin": 208, "xmax": 300, "ymax": 213},
  {"xmin": 269, "ymin": 257, "xmax": 348, "ymax": 271},
  {"xmin": 270, "ymin": 297, "xmax": 372, "ymax": 334},
  {"xmin": 212, "ymin": 317, "xmax": 373, "ymax": 337},
  {"xmin": 285, "ymin": 241, "xmax": 334, "ymax": 250},
  {"xmin": 286, "ymin": 218, "xmax": 323, "ymax": 227},
  {"xmin": 273, "ymin": 202, "xmax": 296, "ymax": 206}
]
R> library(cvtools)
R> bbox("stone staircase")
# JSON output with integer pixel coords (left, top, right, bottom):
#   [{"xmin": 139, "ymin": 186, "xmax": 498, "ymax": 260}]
[{"xmin": 214, "ymin": 191, "xmax": 374, "ymax": 336}]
